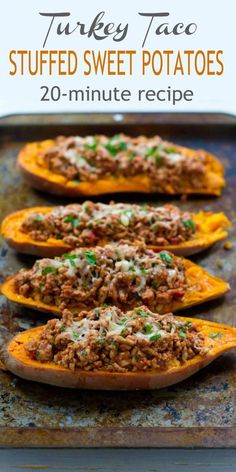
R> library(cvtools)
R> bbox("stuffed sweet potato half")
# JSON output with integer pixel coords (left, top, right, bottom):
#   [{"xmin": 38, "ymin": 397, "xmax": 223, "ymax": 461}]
[
  {"xmin": 1, "ymin": 202, "xmax": 230, "ymax": 257},
  {"xmin": 3, "ymin": 305, "xmax": 236, "ymax": 390},
  {"xmin": 18, "ymin": 134, "xmax": 225, "ymax": 197},
  {"xmin": 1, "ymin": 244, "xmax": 229, "ymax": 315}
]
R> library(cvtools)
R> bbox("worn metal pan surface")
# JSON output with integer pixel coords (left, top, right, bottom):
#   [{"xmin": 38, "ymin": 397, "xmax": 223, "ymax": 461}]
[{"xmin": 0, "ymin": 113, "xmax": 235, "ymax": 447}]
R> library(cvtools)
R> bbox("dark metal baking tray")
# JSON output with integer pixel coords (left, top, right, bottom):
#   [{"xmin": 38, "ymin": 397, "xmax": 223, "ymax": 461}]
[{"xmin": 0, "ymin": 112, "xmax": 235, "ymax": 448}]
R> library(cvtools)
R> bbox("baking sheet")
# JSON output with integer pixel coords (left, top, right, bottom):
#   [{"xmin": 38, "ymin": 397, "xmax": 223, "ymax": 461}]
[{"xmin": 0, "ymin": 113, "xmax": 235, "ymax": 447}]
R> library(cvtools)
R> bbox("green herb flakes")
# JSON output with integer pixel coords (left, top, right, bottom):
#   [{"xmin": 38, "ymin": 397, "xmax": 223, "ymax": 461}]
[
  {"xmin": 72, "ymin": 330, "xmax": 80, "ymax": 341},
  {"xmin": 42, "ymin": 266, "xmax": 58, "ymax": 276},
  {"xmin": 150, "ymin": 333, "xmax": 162, "ymax": 342},
  {"xmin": 64, "ymin": 215, "xmax": 80, "ymax": 228},
  {"xmin": 135, "ymin": 308, "xmax": 148, "ymax": 318},
  {"xmin": 145, "ymin": 324, "xmax": 153, "ymax": 335},
  {"xmin": 179, "ymin": 330, "xmax": 186, "ymax": 339},
  {"xmin": 209, "ymin": 332, "xmax": 222, "ymax": 339},
  {"xmin": 165, "ymin": 147, "xmax": 177, "ymax": 154},
  {"xmin": 145, "ymin": 145, "xmax": 164, "ymax": 157},
  {"xmin": 105, "ymin": 135, "xmax": 128, "ymax": 156},
  {"xmin": 159, "ymin": 251, "xmax": 173, "ymax": 264},
  {"xmin": 34, "ymin": 214, "xmax": 43, "ymax": 222},
  {"xmin": 84, "ymin": 251, "xmax": 97, "ymax": 265},
  {"xmin": 183, "ymin": 219, "xmax": 195, "ymax": 231},
  {"xmin": 117, "ymin": 317, "xmax": 128, "ymax": 325},
  {"xmin": 64, "ymin": 253, "xmax": 78, "ymax": 267},
  {"xmin": 84, "ymin": 137, "xmax": 98, "ymax": 151}
]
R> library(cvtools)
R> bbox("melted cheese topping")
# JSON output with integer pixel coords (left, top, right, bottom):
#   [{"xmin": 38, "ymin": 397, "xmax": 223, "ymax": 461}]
[{"xmin": 31, "ymin": 244, "xmax": 185, "ymax": 296}]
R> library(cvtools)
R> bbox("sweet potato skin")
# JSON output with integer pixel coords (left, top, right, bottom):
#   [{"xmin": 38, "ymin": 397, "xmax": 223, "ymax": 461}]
[
  {"xmin": 3, "ymin": 318, "xmax": 236, "ymax": 389},
  {"xmin": 1, "ymin": 207, "xmax": 70, "ymax": 257},
  {"xmin": 1, "ymin": 207, "xmax": 230, "ymax": 257},
  {"xmin": 18, "ymin": 139, "xmax": 225, "ymax": 197},
  {"xmin": 0, "ymin": 259, "xmax": 230, "ymax": 316}
]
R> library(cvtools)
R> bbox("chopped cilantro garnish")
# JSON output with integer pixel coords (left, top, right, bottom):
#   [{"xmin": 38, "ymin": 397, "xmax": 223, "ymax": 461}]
[
  {"xmin": 72, "ymin": 330, "xmax": 80, "ymax": 341},
  {"xmin": 183, "ymin": 219, "xmax": 195, "ymax": 231},
  {"xmin": 124, "ymin": 209, "xmax": 135, "ymax": 218},
  {"xmin": 95, "ymin": 308, "xmax": 100, "ymax": 319},
  {"xmin": 209, "ymin": 332, "xmax": 222, "ymax": 339},
  {"xmin": 145, "ymin": 146, "xmax": 161, "ymax": 157},
  {"xmin": 160, "ymin": 251, "xmax": 173, "ymax": 264},
  {"xmin": 84, "ymin": 251, "xmax": 96, "ymax": 265},
  {"xmin": 59, "ymin": 325, "xmax": 66, "ymax": 332},
  {"xmin": 135, "ymin": 308, "xmax": 148, "ymax": 318},
  {"xmin": 145, "ymin": 148, "xmax": 162, "ymax": 165},
  {"xmin": 73, "ymin": 179, "xmax": 80, "ymax": 186},
  {"xmin": 117, "ymin": 317, "xmax": 128, "ymax": 325},
  {"xmin": 84, "ymin": 137, "xmax": 98, "ymax": 151},
  {"xmin": 180, "ymin": 325, "xmax": 187, "ymax": 332},
  {"xmin": 155, "ymin": 155, "xmax": 161, "ymax": 166},
  {"xmin": 34, "ymin": 214, "xmax": 43, "ymax": 222},
  {"xmin": 165, "ymin": 147, "xmax": 177, "ymax": 154},
  {"xmin": 64, "ymin": 253, "xmax": 78, "ymax": 267},
  {"xmin": 64, "ymin": 215, "xmax": 80, "ymax": 228},
  {"xmin": 145, "ymin": 145, "xmax": 177, "ymax": 158},
  {"xmin": 145, "ymin": 324, "xmax": 153, "ymax": 335},
  {"xmin": 150, "ymin": 333, "xmax": 162, "ymax": 341},
  {"xmin": 179, "ymin": 330, "xmax": 186, "ymax": 339},
  {"xmin": 42, "ymin": 266, "xmax": 58, "ymax": 275},
  {"xmin": 105, "ymin": 135, "xmax": 128, "ymax": 156}
]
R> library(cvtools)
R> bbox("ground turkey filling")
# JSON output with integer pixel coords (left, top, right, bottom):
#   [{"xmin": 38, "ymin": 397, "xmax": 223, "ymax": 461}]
[
  {"xmin": 14, "ymin": 245, "xmax": 187, "ymax": 311},
  {"xmin": 41, "ymin": 134, "xmax": 207, "ymax": 192},
  {"xmin": 26, "ymin": 306, "xmax": 207, "ymax": 372},
  {"xmin": 21, "ymin": 202, "xmax": 196, "ymax": 247}
]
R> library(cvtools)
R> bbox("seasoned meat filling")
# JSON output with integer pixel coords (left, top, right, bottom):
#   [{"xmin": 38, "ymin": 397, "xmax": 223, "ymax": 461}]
[
  {"xmin": 26, "ymin": 306, "xmax": 207, "ymax": 372},
  {"xmin": 14, "ymin": 245, "xmax": 187, "ymax": 311},
  {"xmin": 40, "ymin": 134, "xmax": 207, "ymax": 192},
  {"xmin": 21, "ymin": 202, "xmax": 196, "ymax": 247}
]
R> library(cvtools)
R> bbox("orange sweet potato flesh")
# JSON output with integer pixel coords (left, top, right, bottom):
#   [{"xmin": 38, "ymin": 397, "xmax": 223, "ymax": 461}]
[
  {"xmin": 1, "ymin": 206, "xmax": 230, "ymax": 257},
  {"xmin": 18, "ymin": 140, "xmax": 225, "ymax": 197},
  {"xmin": 0, "ymin": 259, "xmax": 230, "ymax": 316},
  {"xmin": 3, "ymin": 317, "xmax": 236, "ymax": 389}
]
